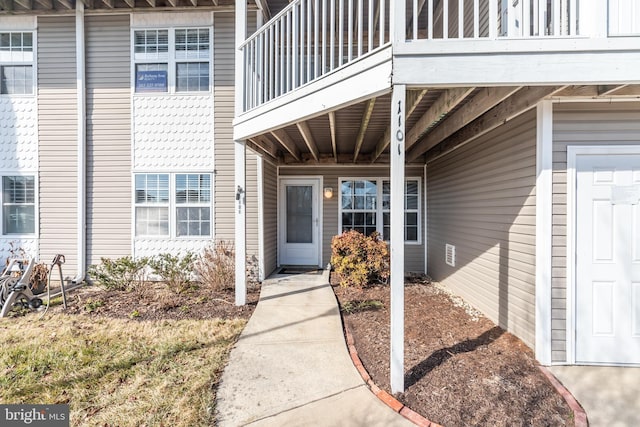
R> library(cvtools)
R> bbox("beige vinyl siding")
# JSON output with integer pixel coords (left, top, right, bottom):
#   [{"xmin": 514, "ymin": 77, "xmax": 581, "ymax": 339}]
[
  {"xmin": 213, "ymin": 12, "xmax": 259, "ymax": 259},
  {"xmin": 86, "ymin": 15, "xmax": 131, "ymax": 265},
  {"xmin": 262, "ymin": 159, "xmax": 278, "ymax": 277},
  {"xmin": 213, "ymin": 12, "xmax": 235, "ymax": 241},
  {"xmin": 245, "ymin": 154, "xmax": 259, "ymax": 272},
  {"xmin": 279, "ymin": 166, "xmax": 426, "ymax": 272},
  {"xmin": 37, "ymin": 16, "xmax": 78, "ymax": 276},
  {"xmin": 427, "ymin": 109, "xmax": 537, "ymax": 347},
  {"xmin": 551, "ymin": 101, "xmax": 640, "ymax": 363}
]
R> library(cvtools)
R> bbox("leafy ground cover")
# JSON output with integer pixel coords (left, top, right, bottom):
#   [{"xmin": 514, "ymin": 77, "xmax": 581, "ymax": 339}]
[
  {"xmin": 0, "ymin": 283, "xmax": 259, "ymax": 426},
  {"xmin": 332, "ymin": 274, "xmax": 574, "ymax": 426}
]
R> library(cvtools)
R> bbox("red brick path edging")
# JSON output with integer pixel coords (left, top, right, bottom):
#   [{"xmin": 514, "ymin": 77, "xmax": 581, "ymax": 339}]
[
  {"xmin": 343, "ymin": 324, "xmax": 442, "ymax": 427},
  {"xmin": 344, "ymin": 323, "xmax": 588, "ymax": 427},
  {"xmin": 537, "ymin": 365, "xmax": 589, "ymax": 427}
]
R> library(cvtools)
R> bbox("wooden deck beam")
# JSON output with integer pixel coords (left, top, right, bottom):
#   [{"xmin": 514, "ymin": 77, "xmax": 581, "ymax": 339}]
[
  {"xmin": 353, "ymin": 98, "xmax": 376, "ymax": 163},
  {"xmin": 407, "ymin": 86, "xmax": 521, "ymax": 162},
  {"xmin": 296, "ymin": 121, "xmax": 320, "ymax": 162},
  {"xmin": 329, "ymin": 111, "xmax": 338, "ymax": 162},
  {"xmin": 425, "ymin": 86, "xmax": 565, "ymax": 162},
  {"xmin": 271, "ymin": 129, "xmax": 301, "ymax": 162}
]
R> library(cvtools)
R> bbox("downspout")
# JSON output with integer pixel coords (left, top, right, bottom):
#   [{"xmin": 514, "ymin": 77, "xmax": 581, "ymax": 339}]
[{"xmin": 73, "ymin": 1, "xmax": 86, "ymax": 284}]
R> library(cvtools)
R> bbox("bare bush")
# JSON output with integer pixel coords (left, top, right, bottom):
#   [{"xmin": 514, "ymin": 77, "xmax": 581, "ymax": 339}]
[{"xmin": 194, "ymin": 241, "xmax": 236, "ymax": 291}]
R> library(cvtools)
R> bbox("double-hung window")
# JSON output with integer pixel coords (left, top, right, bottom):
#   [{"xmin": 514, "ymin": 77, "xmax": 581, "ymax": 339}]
[
  {"xmin": 340, "ymin": 178, "xmax": 421, "ymax": 243},
  {"xmin": 133, "ymin": 28, "xmax": 210, "ymax": 94},
  {"xmin": 2, "ymin": 175, "xmax": 36, "ymax": 235},
  {"xmin": 0, "ymin": 32, "xmax": 34, "ymax": 95},
  {"xmin": 134, "ymin": 173, "xmax": 211, "ymax": 238}
]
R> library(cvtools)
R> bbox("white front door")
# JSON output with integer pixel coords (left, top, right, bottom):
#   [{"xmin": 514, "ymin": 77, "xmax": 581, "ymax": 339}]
[
  {"xmin": 279, "ymin": 178, "xmax": 321, "ymax": 266},
  {"xmin": 575, "ymin": 153, "xmax": 640, "ymax": 364}
]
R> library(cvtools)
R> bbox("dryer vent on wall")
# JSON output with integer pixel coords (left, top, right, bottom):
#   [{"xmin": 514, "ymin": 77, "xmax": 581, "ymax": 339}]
[{"xmin": 445, "ymin": 244, "xmax": 456, "ymax": 267}]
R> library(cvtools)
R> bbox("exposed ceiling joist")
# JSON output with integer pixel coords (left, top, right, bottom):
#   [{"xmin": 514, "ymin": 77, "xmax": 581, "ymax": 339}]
[
  {"xmin": 247, "ymin": 137, "xmax": 278, "ymax": 162},
  {"xmin": 123, "ymin": 0, "xmax": 134, "ymax": 7},
  {"xmin": 165, "ymin": 0, "xmax": 177, "ymax": 7},
  {"xmin": 34, "ymin": 0, "xmax": 52, "ymax": 8},
  {"xmin": 371, "ymin": 89, "xmax": 428, "ymax": 163},
  {"xmin": 144, "ymin": 0, "xmax": 156, "ymax": 6},
  {"xmin": 254, "ymin": 134, "xmax": 280, "ymax": 159},
  {"xmin": 598, "ymin": 85, "xmax": 627, "ymax": 96},
  {"xmin": 425, "ymin": 86, "xmax": 565, "ymax": 163},
  {"xmin": 101, "ymin": 0, "xmax": 114, "ymax": 8},
  {"xmin": 407, "ymin": 86, "xmax": 522, "ymax": 162},
  {"xmin": 14, "ymin": 0, "xmax": 33, "ymax": 9},
  {"xmin": 211, "ymin": 0, "xmax": 218, "ymax": 6},
  {"xmin": 189, "ymin": 0, "xmax": 197, "ymax": 6},
  {"xmin": 610, "ymin": 84, "xmax": 640, "ymax": 96},
  {"xmin": 271, "ymin": 129, "xmax": 301, "ymax": 162},
  {"xmin": 328, "ymin": 111, "xmax": 338, "ymax": 161},
  {"xmin": 405, "ymin": 87, "xmax": 475, "ymax": 151},
  {"xmin": 57, "ymin": 0, "xmax": 73, "ymax": 8},
  {"xmin": 296, "ymin": 121, "xmax": 320, "ymax": 162},
  {"xmin": 551, "ymin": 84, "xmax": 640, "ymax": 98},
  {"xmin": 353, "ymin": 98, "xmax": 376, "ymax": 163}
]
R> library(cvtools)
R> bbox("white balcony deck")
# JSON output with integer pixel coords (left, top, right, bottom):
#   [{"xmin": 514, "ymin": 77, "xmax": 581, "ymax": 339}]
[{"xmin": 235, "ymin": 0, "xmax": 640, "ymax": 141}]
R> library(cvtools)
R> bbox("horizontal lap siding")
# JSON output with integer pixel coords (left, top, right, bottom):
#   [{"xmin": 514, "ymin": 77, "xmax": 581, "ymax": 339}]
[
  {"xmin": 262, "ymin": 160, "xmax": 278, "ymax": 277},
  {"xmin": 551, "ymin": 101, "xmax": 640, "ymax": 363},
  {"xmin": 279, "ymin": 166, "xmax": 426, "ymax": 272},
  {"xmin": 86, "ymin": 15, "xmax": 131, "ymax": 264},
  {"xmin": 37, "ymin": 16, "xmax": 78, "ymax": 276},
  {"xmin": 213, "ymin": 12, "xmax": 259, "ymax": 259},
  {"xmin": 427, "ymin": 110, "xmax": 537, "ymax": 347}
]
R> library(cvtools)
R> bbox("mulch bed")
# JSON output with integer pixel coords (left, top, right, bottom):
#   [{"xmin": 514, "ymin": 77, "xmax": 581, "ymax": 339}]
[
  {"xmin": 50, "ymin": 282, "xmax": 260, "ymax": 321},
  {"xmin": 331, "ymin": 274, "xmax": 574, "ymax": 427}
]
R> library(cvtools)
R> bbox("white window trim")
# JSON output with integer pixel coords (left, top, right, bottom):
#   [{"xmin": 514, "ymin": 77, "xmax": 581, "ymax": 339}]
[
  {"xmin": 0, "ymin": 30, "xmax": 36, "ymax": 97},
  {"xmin": 0, "ymin": 172, "xmax": 38, "ymax": 238},
  {"xmin": 338, "ymin": 176, "xmax": 422, "ymax": 245},
  {"xmin": 132, "ymin": 171, "xmax": 213, "ymax": 239},
  {"xmin": 130, "ymin": 26, "xmax": 212, "ymax": 96}
]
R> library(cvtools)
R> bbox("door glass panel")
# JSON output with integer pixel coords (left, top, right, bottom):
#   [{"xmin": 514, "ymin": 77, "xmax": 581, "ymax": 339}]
[{"xmin": 286, "ymin": 185, "xmax": 313, "ymax": 243}]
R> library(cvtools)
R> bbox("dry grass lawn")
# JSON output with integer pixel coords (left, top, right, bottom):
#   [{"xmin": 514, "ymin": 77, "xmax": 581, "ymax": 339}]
[{"xmin": 0, "ymin": 314, "xmax": 246, "ymax": 426}]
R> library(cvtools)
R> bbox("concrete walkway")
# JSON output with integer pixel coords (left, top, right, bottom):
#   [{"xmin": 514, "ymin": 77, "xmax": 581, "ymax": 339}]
[
  {"xmin": 216, "ymin": 269, "xmax": 412, "ymax": 426},
  {"xmin": 549, "ymin": 366, "xmax": 640, "ymax": 427}
]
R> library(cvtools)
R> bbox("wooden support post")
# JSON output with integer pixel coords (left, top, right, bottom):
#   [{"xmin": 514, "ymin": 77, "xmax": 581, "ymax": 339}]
[{"xmin": 390, "ymin": 84, "xmax": 406, "ymax": 394}]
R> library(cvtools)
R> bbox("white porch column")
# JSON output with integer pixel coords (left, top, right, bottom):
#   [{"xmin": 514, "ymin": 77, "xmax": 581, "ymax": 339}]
[
  {"xmin": 535, "ymin": 100, "xmax": 553, "ymax": 365},
  {"xmin": 390, "ymin": 84, "xmax": 406, "ymax": 394},
  {"xmin": 235, "ymin": 0, "xmax": 248, "ymax": 306}
]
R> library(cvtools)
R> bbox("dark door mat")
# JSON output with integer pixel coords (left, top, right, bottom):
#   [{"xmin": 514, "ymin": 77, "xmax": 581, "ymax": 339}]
[{"xmin": 277, "ymin": 267, "xmax": 321, "ymax": 275}]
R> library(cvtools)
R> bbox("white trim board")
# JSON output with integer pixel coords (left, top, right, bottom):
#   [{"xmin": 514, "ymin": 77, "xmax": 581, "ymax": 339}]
[
  {"xmin": 535, "ymin": 101, "xmax": 553, "ymax": 365},
  {"xmin": 566, "ymin": 145, "xmax": 640, "ymax": 365}
]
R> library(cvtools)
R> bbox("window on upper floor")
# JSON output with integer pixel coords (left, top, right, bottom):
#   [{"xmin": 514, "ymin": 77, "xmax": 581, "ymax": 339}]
[
  {"xmin": 2, "ymin": 175, "xmax": 36, "ymax": 235},
  {"xmin": 133, "ymin": 28, "xmax": 210, "ymax": 94},
  {"xmin": 0, "ymin": 32, "xmax": 34, "ymax": 95},
  {"xmin": 339, "ymin": 177, "xmax": 421, "ymax": 244},
  {"xmin": 134, "ymin": 173, "xmax": 212, "ymax": 238}
]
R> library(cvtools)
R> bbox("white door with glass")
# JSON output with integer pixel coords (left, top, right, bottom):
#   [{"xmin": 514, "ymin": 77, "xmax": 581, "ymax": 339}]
[
  {"xmin": 575, "ymin": 152, "xmax": 640, "ymax": 365},
  {"xmin": 279, "ymin": 179, "xmax": 321, "ymax": 266}
]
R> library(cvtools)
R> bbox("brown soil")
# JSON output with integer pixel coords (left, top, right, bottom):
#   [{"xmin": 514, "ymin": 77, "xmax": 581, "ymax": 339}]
[
  {"xmin": 48, "ymin": 282, "xmax": 260, "ymax": 321},
  {"xmin": 332, "ymin": 274, "xmax": 574, "ymax": 427}
]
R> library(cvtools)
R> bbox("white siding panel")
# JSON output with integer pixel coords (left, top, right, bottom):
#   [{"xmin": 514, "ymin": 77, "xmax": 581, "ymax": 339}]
[
  {"xmin": 133, "ymin": 95, "xmax": 214, "ymax": 170},
  {"xmin": 551, "ymin": 101, "xmax": 640, "ymax": 363},
  {"xmin": 0, "ymin": 98, "xmax": 38, "ymax": 171},
  {"xmin": 427, "ymin": 109, "xmax": 537, "ymax": 347},
  {"xmin": 86, "ymin": 14, "xmax": 132, "ymax": 264},
  {"xmin": 37, "ymin": 16, "xmax": 78, "ymax": 277}
]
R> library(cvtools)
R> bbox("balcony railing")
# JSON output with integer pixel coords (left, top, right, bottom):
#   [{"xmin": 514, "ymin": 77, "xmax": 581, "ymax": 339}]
[
  {"xmin": 240, "ymin": 0, "xmax": 639, "ymax": 112},
  {"xmin": 240, "ymin": 0, "xmax": 391, "ymax": 111}
]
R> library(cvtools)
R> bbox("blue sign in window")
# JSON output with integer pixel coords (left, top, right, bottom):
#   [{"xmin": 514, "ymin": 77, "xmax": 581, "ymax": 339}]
[{"xmin": 136, "ymin": 70, "xmax": 168, "ymax": 92}]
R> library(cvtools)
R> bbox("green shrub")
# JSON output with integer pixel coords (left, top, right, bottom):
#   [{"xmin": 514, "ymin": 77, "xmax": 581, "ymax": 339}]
[
  {"xmin": 330, "ymin": 230, "xmax": 389, "ymax": 288},
  {"xmin": 88, "ymin": 256, "xmax": 149, "ymax": 291},
  {"xmin": 148, "ymin": 252, "xmax": 197, "ymax": 293}
]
